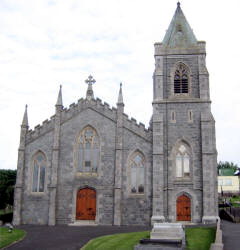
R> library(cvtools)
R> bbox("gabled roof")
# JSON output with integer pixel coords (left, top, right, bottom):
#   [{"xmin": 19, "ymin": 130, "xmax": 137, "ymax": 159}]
[{"xmin": 162, "ymin": 2, "xmax": 197, "ymax": 47}]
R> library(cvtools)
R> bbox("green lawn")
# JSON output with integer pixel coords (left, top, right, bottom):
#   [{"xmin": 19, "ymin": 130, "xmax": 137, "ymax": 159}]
[
  {"xmin": 185, "ymin": 227, "xmax": 216, "ymax": 250},
  {"xmin": 230, "ymin": 196, "xmax": 240, "ymax": 207},
  {"xmin": 81, "ymin": 227, "xmax": 216, "ymax": 250},
  {"xmin": 0, "ymin": 227, "xmax": 26, "ymax": 249},
  {"xmin": 81, "ymin": 231, "xmax": 149, "ymax": 250},
  {"xmin": 0, "ymin": 209, "xmax": 13, "ymax": 216}
]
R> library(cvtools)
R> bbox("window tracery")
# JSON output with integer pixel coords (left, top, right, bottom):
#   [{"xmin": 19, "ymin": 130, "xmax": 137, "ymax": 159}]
[
  {"xmin": 78, "ymin": 126, "xmax": 99, "ymax": 172},
  {"xmin": 174, "ymin": 63, "xmax": 189, "ymax": 94},
  {"xmin": 175, "ymin": 144, "xmax": 191, "ymax": 178},
  {"xmin": 129, "ymin": 152, "xmax": 145, "ymax": 194},
  {"xmin": 32, "ymin": 152, "xmax": 46, "ymax": 192}
]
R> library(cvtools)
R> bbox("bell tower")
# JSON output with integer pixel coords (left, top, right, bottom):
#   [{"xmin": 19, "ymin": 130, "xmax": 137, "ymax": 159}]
[{"xmin": 151, "ymin": 2, "xmax": 218, "ymax": 224}]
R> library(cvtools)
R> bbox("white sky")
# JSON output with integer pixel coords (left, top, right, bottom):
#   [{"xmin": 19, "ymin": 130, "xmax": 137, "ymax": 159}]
[{"xmin": 0, "ymin": 0, "xmax": 239, "ymax": 170}]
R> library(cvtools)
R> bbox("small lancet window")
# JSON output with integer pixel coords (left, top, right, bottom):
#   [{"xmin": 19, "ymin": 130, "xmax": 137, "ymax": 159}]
[
  {"xmin": 78, "ymin": 126, "xmax": 100, "ymax": 172},
  {"xmin": 174, "ymin": 63, "xmax": 189, "ymax": 94},
  {"xmin": 32, "ymin": 152, "xmax": 46, "ymax": 192},
  {"xmin": 175, "ymin": 144, "xmax": 190, "ymax": 178},
  {"xmin": 188, "ymin": 110, "xmax": 193, "ymax": 122},
  {"xmin": 130, "ymin": 152, "xmax": 145, "ymax": 194},
  {"xmin": 171, "ymin": 111, "xmax": 176, "ymax": 123}
]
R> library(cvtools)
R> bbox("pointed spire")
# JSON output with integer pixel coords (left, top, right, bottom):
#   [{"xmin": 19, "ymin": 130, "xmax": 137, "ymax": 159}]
[
  {"xmin": 117, "ymin": 83, "xmax": 124, "ymax": 105},
  {"xmin": 22, "ymin": 104, "xmax": 28, "ymax": 127},
  {"xmin": 56, "ymin": 85, "xmax": 63, "ymax": 106},
  {"xmin": 162, "ymin": 2, "xmax": 197, "ymax": 47},
  {"xmin": 85, "ymin": 75, "xmax": 96, "ymax": 100}
]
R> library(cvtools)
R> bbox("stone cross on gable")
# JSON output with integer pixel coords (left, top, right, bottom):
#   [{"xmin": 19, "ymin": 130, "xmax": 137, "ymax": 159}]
[
  {"xmin": 85, "ymin": 75, "xmax": 95, "ymax": 100},
  {"xmin": 85, "ymin": 75, "xmax": 96, "ymax": 85}
]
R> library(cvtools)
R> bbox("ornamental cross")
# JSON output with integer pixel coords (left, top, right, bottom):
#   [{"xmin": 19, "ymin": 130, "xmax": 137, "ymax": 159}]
[{"xmin": 85, "ymin": 75, "xmax": 96, "ymax": 85}]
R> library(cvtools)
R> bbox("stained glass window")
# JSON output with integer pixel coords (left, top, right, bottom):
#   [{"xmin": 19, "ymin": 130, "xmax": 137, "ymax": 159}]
[
  {"xmin": 78, "ymin": 127, "xmax": 99, "ymax": 172},
  {"xmin": 175, "ymin": 144, "xmax": 190, "ymax": 178},
  {"xmin": 32, "ymin": 152, "xmax": 46, "ymax": 192},
  {"xmin": 130, "ymin": 152, "xmax": 145, "ymax": 194}
]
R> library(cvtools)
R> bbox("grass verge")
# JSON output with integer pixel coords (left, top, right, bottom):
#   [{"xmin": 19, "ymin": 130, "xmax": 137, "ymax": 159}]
[
  {"xmin": 0, "ymin": 227, "xmax": 26, "ymax": 249},
  {"xmin": 81, "ymin": 227, "xmax": 216, "ymax": 250},
  {"xmin": 185, "ymin": 227, "xmax": 216, "ymax": 250},
  {"xmin": 0, "ymin": 210, "xmax": 12, "ymax": 216},
  {"xmin": 81, "ymin": 231, "xmax": 149, "ymax": 250}
]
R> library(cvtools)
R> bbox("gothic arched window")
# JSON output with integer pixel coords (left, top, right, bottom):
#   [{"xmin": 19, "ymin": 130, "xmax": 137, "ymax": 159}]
[
  {"xmin": 175, "ymin": 144, "xmax": 190, "ymax": 178},
  {"xmin": 78, "ymin": 126, "xmax": 99, "ymax": 172},
  {"xmin": 32, "ymin": 152, "xmax": 46, "ymax": 192},
  {"xmin": 174, "ymin": 63, "xmax": 189, "ymax": 94},
  {"xmin": 129, "ymin": 152, "xmax": 145, "ymax": 194}
]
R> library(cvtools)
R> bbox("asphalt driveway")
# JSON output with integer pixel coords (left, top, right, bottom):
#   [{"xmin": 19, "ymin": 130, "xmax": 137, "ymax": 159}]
[
  {"xmin": 221, "ymin": 219, "xmax": 240, "ymax": 250},
  {"xmin": 5, "ymin": 225, "xmax": 150, "ymax": 250},
  {"xmin": 5, "ymin": 220, "xmax": 240, "ymax": 250}
]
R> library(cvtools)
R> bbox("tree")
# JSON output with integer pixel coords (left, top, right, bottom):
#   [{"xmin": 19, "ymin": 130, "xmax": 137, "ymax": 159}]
[
  {"xmin": 217, "ymin": 161, "xmax": 238, "ymax": 171},
  {"xmin": 0, "ymin": 169, "xmax": 17, "ymax": 209}
]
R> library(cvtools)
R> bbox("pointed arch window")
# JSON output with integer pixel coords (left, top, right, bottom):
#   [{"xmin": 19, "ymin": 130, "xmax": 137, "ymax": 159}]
[
  {"xmin": 129, "ymin": 152, "xmax": 145, "ymax": 194},
  {"xmin": 175, "ymin": 144, "xmax": 190, "ymax": 178},
  {"xmin": 78, "ymin": 126, "xmax": 99, "ymax": 172},
  {"xmin": 32, "ymin": 152, "xmax": 46, "ymax": 192},
  {"xmin": 174, "ymin": 63, "xmax": 189, "ymax": 94}
]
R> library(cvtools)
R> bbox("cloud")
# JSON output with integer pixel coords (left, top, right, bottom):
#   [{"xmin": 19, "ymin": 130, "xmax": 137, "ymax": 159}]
[{"xmin": 0, "ymin": 0, "xmax": 240, "ymax": 170}]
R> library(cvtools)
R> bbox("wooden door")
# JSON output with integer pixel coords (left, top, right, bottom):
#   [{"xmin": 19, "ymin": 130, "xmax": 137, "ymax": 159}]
[
  {"xmin": 76, "ymin": 188, "xmax": 96, "ymax": 220},
  {"xmin": 176, "ymin": 194, "xmax": 191, "ymax": 221}
]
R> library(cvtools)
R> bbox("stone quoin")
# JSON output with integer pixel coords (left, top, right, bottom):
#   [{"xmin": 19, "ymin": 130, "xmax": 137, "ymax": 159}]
[{"xmin": 13, "ymin": 3, "xmax": 218, "ymax": 226}]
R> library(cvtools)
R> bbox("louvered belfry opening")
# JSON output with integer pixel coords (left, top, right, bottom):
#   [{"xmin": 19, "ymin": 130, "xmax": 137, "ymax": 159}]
[{"xmin": 174, "ymin": 63, "xmax": 189, "ymax": 94}]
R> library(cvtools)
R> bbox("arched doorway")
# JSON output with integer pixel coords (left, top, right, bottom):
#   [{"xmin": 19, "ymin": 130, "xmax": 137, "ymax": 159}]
[
  {"xmin": 176, "ymin": 194, "xmax": 191, "ymax": 221},
  {"xmin": 76, "ymin": 188, "xmax": 96, "ymax": 220}
]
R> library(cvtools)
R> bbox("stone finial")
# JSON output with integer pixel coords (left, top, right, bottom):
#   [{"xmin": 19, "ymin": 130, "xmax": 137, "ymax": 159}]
[
  {"xmin": 117, "ymin": 82, "xmax": 124, "ymax": 105},
  {"xmin": 85, "ymin": 75, "xmax": 96, "ymax": 100},
  {"xmin": 56, "ymin": 85, "xmax": 63, "ymax": 106},
  {"xmin": 22, "ymin": 104, "xmax": 28, "ymax": 127},
  {"xmin": 177, "ymin": 1, "xmax": 180, "ymax": 8}
]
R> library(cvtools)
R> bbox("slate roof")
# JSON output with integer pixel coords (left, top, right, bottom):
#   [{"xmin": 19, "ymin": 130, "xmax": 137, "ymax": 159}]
[{"xmin": 162, "ymin": 2, "xmax": 197, "ymax": 47}]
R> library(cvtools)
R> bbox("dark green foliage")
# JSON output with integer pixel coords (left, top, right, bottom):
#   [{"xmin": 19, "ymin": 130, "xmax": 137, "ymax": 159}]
[
  {"xmin": 0, "ymin": 212, "xmax": 13, "ymax": 223},
  {"xmin": 218, "ymin": 161, "xmax": 238, "ymax": 170},
  {"xmin": 0, "ymin": 169, "xmax": 17, "ymax": 209}
]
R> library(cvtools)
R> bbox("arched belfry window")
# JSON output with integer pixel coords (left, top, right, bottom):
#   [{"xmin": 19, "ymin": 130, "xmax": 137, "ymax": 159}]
[
  {"xmin": 78, "ymin": 126, "xmax": 99, "ymax": 172},
  {"xmin": 174, "ymin": 63, "xmax": 189, "ymax": 94},
  {"xmin": 129, "ymin": 151, "xmax": 145, "ymax": 194},
  {"xmin": 32, "ymin": 152, "xmax": 46, "ymax": 192},
  {"xmin": 175, "ymin": 144, "xmax": 191, "ymax": 178}
]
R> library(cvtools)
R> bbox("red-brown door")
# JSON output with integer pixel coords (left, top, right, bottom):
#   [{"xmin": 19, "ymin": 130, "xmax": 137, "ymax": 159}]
[
  {"xmin": 76, "ymin": 188, "xmax": 96, "ymax": 220},
  {"xmin": 176, "ymin": 194, "xmax": 191, "ymax": 221}
]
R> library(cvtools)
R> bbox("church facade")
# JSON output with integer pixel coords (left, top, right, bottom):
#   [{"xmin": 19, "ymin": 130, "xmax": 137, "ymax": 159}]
[{"xmin": 13, "ymin": 3, "xmax": 218, "ymax": 226}]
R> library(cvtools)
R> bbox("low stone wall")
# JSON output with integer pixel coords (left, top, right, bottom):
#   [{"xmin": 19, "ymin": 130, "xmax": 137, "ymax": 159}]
[{"xmin": 210, "ymin": 218, "xmax": 223, "ymax": 250}]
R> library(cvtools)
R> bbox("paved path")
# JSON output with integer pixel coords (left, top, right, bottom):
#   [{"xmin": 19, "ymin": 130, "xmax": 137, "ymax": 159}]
[
  {"xmin": 221, "ymin": 219, "xmax": 240, "ymax": 250},
  {"xmin": 5, "ymin": 225, "xmax": 150, "ymax": 250}
]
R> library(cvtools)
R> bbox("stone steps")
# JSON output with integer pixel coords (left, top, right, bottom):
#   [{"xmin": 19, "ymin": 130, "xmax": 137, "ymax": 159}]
[{"xmin": 68, "ymin": 220, "xmax": 97, "ymax": 226}]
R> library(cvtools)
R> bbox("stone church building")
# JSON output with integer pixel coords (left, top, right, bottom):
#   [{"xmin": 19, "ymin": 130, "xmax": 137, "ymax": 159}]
[{"xmin": 13, "ymin": 3, "xmax": 218, "ymax": 226}]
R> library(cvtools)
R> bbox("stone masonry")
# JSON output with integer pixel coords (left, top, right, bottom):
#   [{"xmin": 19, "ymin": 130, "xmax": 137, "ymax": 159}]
[{"xmin": 13, "ymin": 3, "xmax": 218, "ymax": 226}]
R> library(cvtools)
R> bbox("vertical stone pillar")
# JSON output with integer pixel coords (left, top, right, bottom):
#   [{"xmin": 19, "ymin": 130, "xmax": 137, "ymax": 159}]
[
  {"xmin": 151, "ymin": 110, "xmax": 165, "ymax": 224},
  {"xmin": 114, "ymin": 85, "xmax": 124, "ymax": 225},
  {"xmin": 198, "ymin": 54, "xmax": 210, "ymax": 101},
  {"xmin": 153, "ymin": 55, "xmax": 164, "ymax": 101},
  {"xmin": 201, "ymin": 111, "xmax": 218, "ymax": 223},
  {"xmin": 48, "ymin": 89, "xmax": 62, "ymax": 226},
  {"xmin": 13, "ymin": 106, "xmax": 28, "ymax": 225}
]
